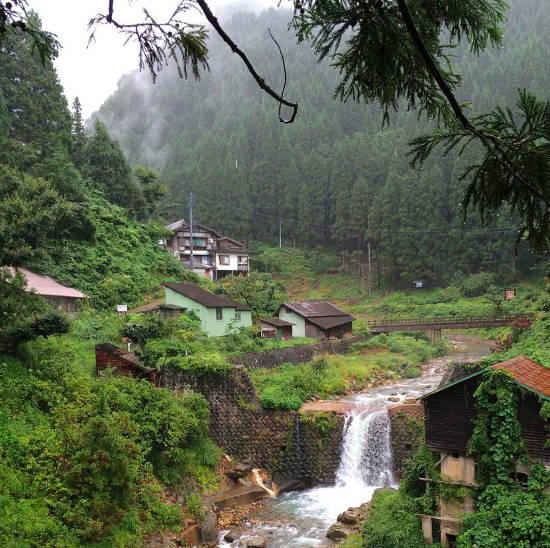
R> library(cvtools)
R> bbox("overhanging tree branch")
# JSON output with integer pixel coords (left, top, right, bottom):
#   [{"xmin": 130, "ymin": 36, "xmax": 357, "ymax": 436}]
[{"xmin": 195, "ymin": 0, "xmax": 298, "ymax": 123}]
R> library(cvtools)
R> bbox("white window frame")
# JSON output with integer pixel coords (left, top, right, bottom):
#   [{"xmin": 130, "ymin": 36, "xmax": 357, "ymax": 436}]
[{"xmin": 216, "ymin": 307, "xmax": 223, "ymax": 321}]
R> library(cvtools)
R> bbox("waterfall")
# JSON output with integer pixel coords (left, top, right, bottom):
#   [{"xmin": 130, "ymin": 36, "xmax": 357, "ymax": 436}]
[{"xmin": 335, "ymin": 409, "xmax": 394, "ymax": 489}]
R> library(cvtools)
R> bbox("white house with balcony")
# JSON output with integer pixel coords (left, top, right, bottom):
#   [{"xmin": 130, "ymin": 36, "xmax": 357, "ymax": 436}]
[{"xmin": 164, "ymin": 219, "xmax": 249, "ymax": 279}]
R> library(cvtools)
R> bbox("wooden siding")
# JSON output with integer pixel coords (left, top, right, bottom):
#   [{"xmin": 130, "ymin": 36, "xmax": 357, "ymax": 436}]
[
  {"xmin": 425, "ymin": 375, "xmax": 550, "ymax": 463},
  {"xmin": 424, "ymin": 376, "xmax": 478, "ymax": 455},
  {"xmin": 305, "ymin": 320, "xmax": 353, "ymax": 340},
  {"xmin": 95, "ymin": 348, "xmax": 157, "ymax": 385}
]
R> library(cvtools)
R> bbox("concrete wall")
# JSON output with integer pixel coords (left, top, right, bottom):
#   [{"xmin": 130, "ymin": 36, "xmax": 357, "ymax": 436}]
[
  {"xmin": 388, "ymin": 402, "xmax": 425, "ymax": 476},
  {"xmin": 230, "ymin": 335, "xmax": 367, "ymax": 369},
  {"xmin": 160, "ymin": 366, "xmax": 344, "ymax": 485}
]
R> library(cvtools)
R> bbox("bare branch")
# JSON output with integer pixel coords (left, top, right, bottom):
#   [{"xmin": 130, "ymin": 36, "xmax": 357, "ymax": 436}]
[{"xmin": 195, "ymin": 0, "xmax": 298, "ymax": 123}]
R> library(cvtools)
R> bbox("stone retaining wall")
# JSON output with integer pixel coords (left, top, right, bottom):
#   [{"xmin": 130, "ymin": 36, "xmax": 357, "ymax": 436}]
[
  {"xmin": 160, "ymin": 367, "xmax": 345, "ymax": 485},
  {"xmin": 388, "ymin": 403, "xmax": 425, "ymax": 475},
  {"xmin": 230, "ymin": 334, "xmax": 367, "ymax": 369}
]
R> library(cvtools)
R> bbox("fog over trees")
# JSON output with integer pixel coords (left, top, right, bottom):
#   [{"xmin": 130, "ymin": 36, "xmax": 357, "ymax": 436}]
[{"xmin": 94, "ymin": 0, "xmax": 550, "ymax": 285}]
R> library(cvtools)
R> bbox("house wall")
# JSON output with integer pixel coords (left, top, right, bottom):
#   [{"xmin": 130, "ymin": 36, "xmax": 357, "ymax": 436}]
[
  {"xmin": 165, "ymin": 287, "xmax": 209, "ymax": 330},
  {"xmin": 164, "ymin": 288, "xmax": 251, "ymax": 336},
  {"xmin": 46, "ymin": 296, "xmax": 82, "ymax": 313},
  {"xmin": 216, "ymin": 252, "xmax": 240, "ymax": 272},
  {"xmin": 279, "ymin": 307, "xmax": 306, "ymax": 337}
]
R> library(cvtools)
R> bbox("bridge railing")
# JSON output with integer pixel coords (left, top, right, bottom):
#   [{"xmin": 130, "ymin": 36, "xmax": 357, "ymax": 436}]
[{"xmin": 367, "ymin": 313, "xmax": 535, "ymax": 328}]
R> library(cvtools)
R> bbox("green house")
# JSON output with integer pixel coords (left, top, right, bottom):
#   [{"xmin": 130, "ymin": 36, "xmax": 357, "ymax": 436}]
[{"xmin": 163, "ymin": 282, "xmax": 252, "ymax": 337}]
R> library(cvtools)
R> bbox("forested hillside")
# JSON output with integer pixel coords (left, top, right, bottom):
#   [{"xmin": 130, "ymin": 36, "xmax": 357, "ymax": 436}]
[
  {"xmin": 0, "ymin": 13, "xmax": 195, "ymax": 309},
  {"xmin": 94, "ymin": 0, "xmax": 550, "ymax": 286}
]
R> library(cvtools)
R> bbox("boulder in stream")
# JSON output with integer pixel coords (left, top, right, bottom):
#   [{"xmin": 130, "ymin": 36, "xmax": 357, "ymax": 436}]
[
  {"xmin": 327, "ymin": 522, "xmax": 354, "ymax": 541},
  {"xmin": 246, "ymin": 535, "xmax": 267, "ymax": 547}
]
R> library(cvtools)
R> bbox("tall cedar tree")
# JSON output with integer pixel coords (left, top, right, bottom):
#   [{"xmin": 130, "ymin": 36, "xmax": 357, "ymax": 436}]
[{"xmin": 81, "ymin": 119, "xmax": 142, "ymax": 211}]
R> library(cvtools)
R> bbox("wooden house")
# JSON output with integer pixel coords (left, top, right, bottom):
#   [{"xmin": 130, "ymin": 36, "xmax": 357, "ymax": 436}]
[
  {"xmin": 9, "ymin": 267, "xmax": 87, "ymax": 312},
  {"xmin": 95, "ymin": 343, "xmax": 157, "ymax": 385},
  {"xmin": 277, "ymin": 301, "xmax": 354, "ymax": 340},
  {"xmin": 163, "ymin": 219, "xmax": 249, "ymax": 279},
  {"xmin": 420, "ymin": 356, "xmax": 550, "ymax": 547},
  {"xmin": 260, "ymin": 317, "xmax": 294, "ymax": 340},
  {"xmin": 128, "ymin": 302, "xmax": 186, "ymax": 321},
  {"xmin": 163, "ymin": 282, "xmax": 251, "ymax": 336}
]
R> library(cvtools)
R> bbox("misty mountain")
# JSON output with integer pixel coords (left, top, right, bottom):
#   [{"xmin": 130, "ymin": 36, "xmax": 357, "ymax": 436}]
[{"xmin": 94, "ymin": 1, "xmax": 550, "ymax": 285}]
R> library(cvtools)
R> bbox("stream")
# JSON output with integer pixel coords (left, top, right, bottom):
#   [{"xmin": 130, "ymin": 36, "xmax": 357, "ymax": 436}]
[{"xmin": 218, "ymin": 335, "xmax": 492, "ymax": 547}]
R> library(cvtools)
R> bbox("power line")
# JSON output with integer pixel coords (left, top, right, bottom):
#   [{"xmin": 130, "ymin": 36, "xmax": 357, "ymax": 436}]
[{"xmin": 187, "ymin": 196, "xmax": 520, "ymax": 237}]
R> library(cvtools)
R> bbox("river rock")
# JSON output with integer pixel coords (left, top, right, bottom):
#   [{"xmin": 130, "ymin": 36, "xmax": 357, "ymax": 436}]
[
  {"xmin": 246, "ymin": 535, "xmax": 267, "ymax": 547},
  {"xmin": 327, "ymin": 522, "xmax": 353, "ymax": 541},
  {"xmin": 224, "ymin": 529, "xmax": 242, "ymax": 543},
  {"xmin": 199, "ymin": 504, "xmax": 218, "ymax": 544},
  {"xmin": 388, "ymin": 396, "xmax": 400, "ymax": 402},
  {"xmin": 337, "ymin": 507, "xmax": 363, "ymax": 525},
  {"xmin": 226, "ymin": 461, "xmax": 253, "ymax": 480},
  {"xmin": 403, "ymin": 398, "xmax": 417, "ymax": 404}
]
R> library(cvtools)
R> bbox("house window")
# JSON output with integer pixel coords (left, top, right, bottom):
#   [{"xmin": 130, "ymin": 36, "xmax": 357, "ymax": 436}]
[
  {"xmin": 219, "ymin": 255, "xmax": 230, "ymax": 265},
  {"xmin": 216, "ymin": 307, "xmax": 223, "ymax": 321},
  {"xmin": 238, "ymin": 256, "xmax": 248, "ymax": 265},
  {"xmin": 235, "ymin": 311, "xmax": 241, "ymax": 321}
]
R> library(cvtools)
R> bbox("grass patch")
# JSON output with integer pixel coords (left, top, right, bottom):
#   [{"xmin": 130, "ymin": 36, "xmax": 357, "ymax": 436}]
[{"xmin": 249, "ymin": 333, "xmax": 449, "ymax": 410}]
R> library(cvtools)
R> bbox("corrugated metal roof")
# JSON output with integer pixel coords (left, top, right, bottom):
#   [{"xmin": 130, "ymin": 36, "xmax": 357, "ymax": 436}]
[
  {"xmin": 307, "ymin": 315, "xmax": 355, "ymax": 330},
  {"xmin": 9, "ymin": 267, "xmax": 87, "ymax": 299},
  {"xmin": 422, "ymin": 356, "xmax": 550, "ymax": 401},
  {"xmin": 164, "ymin": 282, "xmax": 251, "ymax": 310},
  {"xmin": 281, "ymin": 301, "xmax": 351, "ymax": 318},
  {"xmin": 493, "ymin": 356, "xmax": 550, "ymax": 400},
  {"xmin": 95, "ymin": 343, "xmax": 155, "ymax": 372}
]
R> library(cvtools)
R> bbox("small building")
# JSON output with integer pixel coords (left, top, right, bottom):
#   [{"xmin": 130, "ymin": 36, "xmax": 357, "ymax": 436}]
[
  {"xmin": 164, "ymin": 219, "xmax": 249, "ymax": 279},
  {"xmin": 260, "ymin": 317, "xmax": 294, "ymax": 340},
  {"xmin": 277, "ymin": 301, "xmax": 354, "ymax": 340},
  {"xmin": 9, "ymin": 267, "xmax": 87, "ymax": 312},
  {"xmin": 163, "ymin": 282, "xmax": 252, "ymax": 337},
  {"xmin": 128, "ymin": 301, "xmax": 186, "ymax": 321},
  {"xmin": 95, "ymin": 343, "xmax": 157, "ymax": 385},
  {"xmin": 420, "ymin": 356, "xmax": 550, "ymax": 547}
]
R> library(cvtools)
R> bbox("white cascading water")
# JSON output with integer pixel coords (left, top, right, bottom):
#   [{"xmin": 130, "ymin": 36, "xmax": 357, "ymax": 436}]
[{"xmin": 336, "ymin": 409, "xmax": 394, "ymax": 489}]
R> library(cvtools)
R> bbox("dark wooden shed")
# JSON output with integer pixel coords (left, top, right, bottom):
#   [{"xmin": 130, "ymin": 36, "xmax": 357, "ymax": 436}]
[
  {"xmin": 422, "ymin": 355, "xmax": 550, "ymax": 463},
  {"xmin": 260, "ymin": 317, "xmax": 294, "ymax": 340},
  {"xmin": 95, "ymin": 343, "xmax": 157, "ymax": 385}
]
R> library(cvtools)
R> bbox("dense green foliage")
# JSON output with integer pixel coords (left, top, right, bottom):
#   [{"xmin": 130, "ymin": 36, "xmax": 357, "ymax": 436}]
[
  {"xmin": 0, "ymin": 18, "xmax": 190, "ymax": 309},
  {"xmin": 362, "ymin": 489, "xmax": 425, "ymax": 548},
  {"xmin": 0, "ymin": 318, "xmax": 219, "ymax": 546},
  {"xmin": 96, "ymin": 0, "xmax": 549, "ymax": 286}
]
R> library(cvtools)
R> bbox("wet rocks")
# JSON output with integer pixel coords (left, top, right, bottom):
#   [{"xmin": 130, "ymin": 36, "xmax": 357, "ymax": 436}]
[
  {"xmin": 226, "ymin": 461, "xmax": 253, "ymax": 480},
  {"xmin": 327, "ymin": 502, "xmax": 371, "ymax": 542},
  {"xmin": 223, "ymin": 529, "xmax": 242, "ymax": 543},
  {"xmin": 327, "ymin": 522, "xmax": 354, "ymax": 541},
  {"xmin": 246, "ymin": 535, "xmax": 267, "ymax": 547}
]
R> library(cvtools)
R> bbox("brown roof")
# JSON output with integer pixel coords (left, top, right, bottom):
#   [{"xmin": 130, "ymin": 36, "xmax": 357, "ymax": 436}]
[
  {"xmin": 95, "ymin": 343, "xmax": 155, "ymax": 373},
  {"xmin": 281, "ymin": 301, "xmax": 352, "ymax": 318},
  {"xmin": 493, "ymin": 356, "xmax": 550, "ymax": 399},
  {"xmin": 163, "ymin": 282, "xmax": 251, "ymax": 311},
  {"xmin": 261, "ymin": 317, "xmax": 294, "ymax": 327},
  {"xmin": 165, "ymin": 219, "xmax": 221, "ymax": 236},
  {"xmin": 9, "ymin": 267, "xmax": 87, "ymax": 299},
  {"xmin": 307, "ymin": 315, "xmax": 354, "ymax": 330}
]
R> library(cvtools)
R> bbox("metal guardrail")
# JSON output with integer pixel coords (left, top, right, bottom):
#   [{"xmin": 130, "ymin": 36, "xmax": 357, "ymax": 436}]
[{"xmin": 367, "ymin": 313, "xmax": 535, "ymax": 328}]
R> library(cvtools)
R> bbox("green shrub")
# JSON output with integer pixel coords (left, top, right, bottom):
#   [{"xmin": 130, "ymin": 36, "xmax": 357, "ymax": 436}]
[
  {"xmin": 363, "ymin": 489, "xmax": 425, "ymax": 548},
  {"xmin": 166, "ymin": 352, "xmax": 233, "ymax": 376},
  {"xmin": 405, "ymin": 367, "xmax": 421, "ymax": 378}
]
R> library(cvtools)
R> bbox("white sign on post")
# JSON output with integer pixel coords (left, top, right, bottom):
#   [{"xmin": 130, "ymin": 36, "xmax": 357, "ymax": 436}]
[{"xmin": 117, "ymin": 304, "xmax": 128, "ymax": 314}]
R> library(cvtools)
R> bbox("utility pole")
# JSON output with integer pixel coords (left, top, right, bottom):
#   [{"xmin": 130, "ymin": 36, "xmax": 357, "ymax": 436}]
[
  {"xmin": 367, "ymin": 242, "xmax": 371, "ymax": 296},
  {"xmin": 279, "ymin": 219, "xmax": 282, "ymax": 248},
  {"xmin": 189, "ymin": 193, "xmax": 194, "ymax": 270}
]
